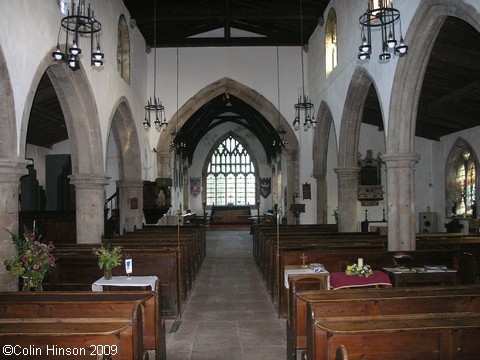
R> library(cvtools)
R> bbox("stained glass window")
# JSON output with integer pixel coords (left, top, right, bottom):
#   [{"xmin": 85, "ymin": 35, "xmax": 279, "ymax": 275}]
[{"xmin": 206, "ymin": 136, "xmax": 256, "ymax": 205}]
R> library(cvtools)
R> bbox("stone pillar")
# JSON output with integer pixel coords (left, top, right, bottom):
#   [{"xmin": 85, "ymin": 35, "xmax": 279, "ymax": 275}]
[
  {"xmin": 381, "ymin": 153, "xmax": 420, "ymax": 251},
  {"xmin": 117, "ymin": 179, "xmax": 144, "ymax": 233},
  {"xmin": 0, "ymin": 160, "xmax": 28, "ymax": 291},
  {"xmin": 315, "ymin": 177, "xmax": 328, "ymax": 224},
  {"xmin": 334, "ymin": 167, "xmax": 360, "ymax": 232},
  {"xmin": 70, "ymin": 175, "xmax": 109, "ymax": 244}
]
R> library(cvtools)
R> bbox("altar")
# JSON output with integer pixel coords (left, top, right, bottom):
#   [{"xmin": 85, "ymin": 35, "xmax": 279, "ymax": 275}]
[{"xmin": 210, "ymin": 205, "xmax": 252, "ymax": 224}]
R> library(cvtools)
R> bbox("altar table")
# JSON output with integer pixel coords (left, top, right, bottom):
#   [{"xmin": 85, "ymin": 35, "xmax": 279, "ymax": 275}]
[{"xmin": 329, "ymin": 270, "xmax": 392, "ymax": 290}]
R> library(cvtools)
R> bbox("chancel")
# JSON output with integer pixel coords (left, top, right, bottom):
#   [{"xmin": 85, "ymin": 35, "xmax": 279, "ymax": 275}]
[{"xmin": 1, "ymin": 1, "xmax": 480, "ymax": 359}]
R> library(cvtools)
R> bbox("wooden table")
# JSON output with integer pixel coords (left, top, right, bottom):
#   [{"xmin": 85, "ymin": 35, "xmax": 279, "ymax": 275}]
[
  {"xmin": 92, "ymin": 276, "xmax": 159, "ymax": 291},
  {"xmin": 329, "ymin": 271, "xmax": 392, "ymax": 290},
  {"xmin": 382, "ymin": 267, "xmax": 457, "ymax": 287}
]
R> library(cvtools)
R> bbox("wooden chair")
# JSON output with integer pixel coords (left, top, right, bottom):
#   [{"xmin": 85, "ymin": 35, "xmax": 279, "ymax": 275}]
[{"xmin": 336, "ymin": 345, "xmax": 348, "ymax": 360}]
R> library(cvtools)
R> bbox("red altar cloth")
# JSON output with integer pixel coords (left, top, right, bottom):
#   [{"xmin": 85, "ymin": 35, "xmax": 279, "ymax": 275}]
[{"xmin": 330, "ymin": 270, "xmax": 392, "ymax": 290}]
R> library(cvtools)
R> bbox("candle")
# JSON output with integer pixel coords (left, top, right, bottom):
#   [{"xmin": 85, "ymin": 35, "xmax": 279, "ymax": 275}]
[
  {"xmin": 33, "ymin": 220, "xmax": 36, "ymax": 229},
  {"xmin": 358, "ymin": 258, "xmax": 364, "ymax": 267}
]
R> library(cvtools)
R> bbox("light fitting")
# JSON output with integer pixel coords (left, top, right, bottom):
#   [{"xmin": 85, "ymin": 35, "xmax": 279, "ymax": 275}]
[
  {"xmin": 358, "ymin": 0, "xmax": 408, "ymax": 61},
  {"xmin": 143, "ymin": 0, "xmax": 167, "ymax": 131},
  {"xmin": 273, "ymin": 47, "xmax": 288, "ymax": 152},
  {"xmin": 52, "ymin": 1, "xmax": 104, "ymax": 70},
  {"xmin": 170, "ymin": 48, "xmax": 187, "ymax": 154},
  {"xmin": 292, "ymin": 1, "xmax": 316, "ymax": 132}
]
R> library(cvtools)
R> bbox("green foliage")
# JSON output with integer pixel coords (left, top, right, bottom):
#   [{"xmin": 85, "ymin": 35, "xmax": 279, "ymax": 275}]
[{"xmin": 92, "ymin": 245, "xmax": 123, "ymax": 270}]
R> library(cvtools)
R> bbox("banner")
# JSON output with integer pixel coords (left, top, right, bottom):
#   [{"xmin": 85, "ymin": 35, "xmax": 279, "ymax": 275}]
[
  {"xmin": 260, "ymin": 177, "xmax": 271, "ymax": 198},
  {"xmin": 190, "ymin": 176, "xmax": 201, "ymax": 198}
]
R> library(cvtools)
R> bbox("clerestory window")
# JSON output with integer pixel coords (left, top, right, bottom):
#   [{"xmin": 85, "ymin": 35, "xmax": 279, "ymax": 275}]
[
  {"xmin": 325, "ymin": 8, "xmax": 338, "ymax": 77},
  {"xmin": 206, "ymin": 136, "xmax": 256, "ymax": 206}
]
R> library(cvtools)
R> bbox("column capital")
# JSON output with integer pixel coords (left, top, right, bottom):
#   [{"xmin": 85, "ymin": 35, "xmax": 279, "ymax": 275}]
[
  {"xmin": 334, "ymin": 166, "xmax": 360, "ymax": 179},
  {"xmin": 116, "ymin": 179, "xmax": 144, "ymax": 188},
  {"xmin": 69, "ymin": 174, "xmax": 109, "ymax": 189},
  {"xmin": 381, "ymin": 153, "xmax": 420, "ymax": 169},
  {"xmin": 0, "ymin": 159, "xmax": 29, "ymax": 182}
]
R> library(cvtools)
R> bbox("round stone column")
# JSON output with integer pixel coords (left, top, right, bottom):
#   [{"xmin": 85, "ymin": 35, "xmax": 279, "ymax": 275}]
[
  {"xmin": 381, "ymin": 153, "xmax": 420, "ymax": 251},
  {"xmin": 117, "ymin": 179, "xmax": 144, "ymax": 233},
  {"xmin": 334, "ymin": 167, "xmax": 360, "ymax": 232},
  {"xmin": 0, "ymin": 160, "xmax": 29, "ymax": 291},
  {"xmin": 70, "ymin": 175, "xmax": 109, "ymax": 244}
]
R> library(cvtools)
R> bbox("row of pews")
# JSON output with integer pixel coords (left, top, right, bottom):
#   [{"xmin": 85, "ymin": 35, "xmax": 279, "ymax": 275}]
[
  {"xmin": 288, "ymin": 284, "xmax": 480, "ymax": 360},
  {"xmin": 45, "ymin": 224, "xmax": 206, "ymax": 317},
  {"xmin": 251, "ymin": 224, "xmax": 480, "ymax": 360},
  {"xmin": 0, "ymin": 285, "xmax": 164, "ymax": 359},
  {"xmin": 252, "ymin": 224, "xmax": 465, "ymax": 317}
]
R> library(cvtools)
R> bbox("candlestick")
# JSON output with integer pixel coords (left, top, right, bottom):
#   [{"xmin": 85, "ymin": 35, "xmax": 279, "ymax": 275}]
[{"xmin": 358, "ymin": 258, "xmax": 364, "ymax": 267}]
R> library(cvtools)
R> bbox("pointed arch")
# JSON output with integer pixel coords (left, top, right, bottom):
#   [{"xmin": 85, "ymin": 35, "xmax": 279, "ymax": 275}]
[
  {"xmin": 0, "ymin": 46, "xmax": 16, "ymax": 159},
  {"xmin": 156, "ymin": 77, "xmax": 300, "ymax": 222},
  {"xmin": 389, "ymin": 0, "xmax": 480, "ymax": 154},
  {"xmin": 313, "ymin": 101, "xmax": 335, "ymax": 223},
  {"xmin": 338, "ymin": 67, "xmax": 377, "ymax": 168},
  {"xmin": 27, "ymin": 62, "xmax": 105, "ymax": 176},
  {"xmin": 109, "ymin": 98, "xmax": 141, "ymax": 180}
]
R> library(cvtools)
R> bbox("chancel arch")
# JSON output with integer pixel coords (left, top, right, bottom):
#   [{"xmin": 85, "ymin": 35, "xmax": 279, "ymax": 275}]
[{"xmin": 156, "ymin": 77, "xmax": 299, "ymax": 223}]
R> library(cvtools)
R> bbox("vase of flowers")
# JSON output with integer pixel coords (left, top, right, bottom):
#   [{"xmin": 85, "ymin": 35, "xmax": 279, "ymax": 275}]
[
  {"xmin": 345, "ymin": 263, "xmax": 373, "ymax": 277},
  {"xmin": 92, "ymin": 245, "xmax": 123, "ymax": 280},
  {"xmin": 4, "ymin": 226, "xmax": 56, "ymax": 291}
]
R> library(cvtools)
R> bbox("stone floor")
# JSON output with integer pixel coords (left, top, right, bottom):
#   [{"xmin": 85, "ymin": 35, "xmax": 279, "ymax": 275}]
[{"xmin": 165, "ymin": 229, "xmax": 286, "ymax": 360}]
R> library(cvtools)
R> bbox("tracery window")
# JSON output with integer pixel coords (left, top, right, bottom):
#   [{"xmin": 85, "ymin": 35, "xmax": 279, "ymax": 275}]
[
  {"xmin": 446, "ymin": 139, "xmax": 477, "ymax": 217},
  {"xmin": 117, "ymin": 15, "xmax": 130, "ymax": 83},
  {"xmin": 206, "ymin": 136, "xmax": 256, "ymax": 206},
  {"xmin": 325, "ymin": 8, "xmax": 338, "ymax": 77}
]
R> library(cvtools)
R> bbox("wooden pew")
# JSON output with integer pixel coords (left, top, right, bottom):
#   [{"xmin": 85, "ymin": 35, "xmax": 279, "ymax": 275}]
[
  {"xmin": 46, "ymin": 248, "xmax": 179, "ymax": 317},
  {"xmin": 287, "ymin": 284, "xmax": 480, "ymax": 360},
  {"xmin": 280, "ymin": 248, "xmax": 460, "ymax": 318},
  {"xmin": 0, "ymin": 311, "xmax": 143, "ymax": 359},
  {"xmin": 417, "ymin": 233, "xmax": 480, "ymax": 283},
  {"xmin": 0, "ymin": 289, "xmax": 166, "ymax": 360},
  {"xmin": 310, "ymin": 312, "xmax": 480, "ymax": 360}
]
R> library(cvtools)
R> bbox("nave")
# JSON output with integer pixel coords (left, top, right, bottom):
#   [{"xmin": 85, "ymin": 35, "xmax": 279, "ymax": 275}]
[{"xmin": 166, "ymin": 229, "xmax": 286, "ymax": 360}]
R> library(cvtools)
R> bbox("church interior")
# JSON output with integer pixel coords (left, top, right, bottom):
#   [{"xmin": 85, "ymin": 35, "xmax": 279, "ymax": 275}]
[{"xmin": 1, "ymin": 0, "xmax": 480, "ymax": 359}]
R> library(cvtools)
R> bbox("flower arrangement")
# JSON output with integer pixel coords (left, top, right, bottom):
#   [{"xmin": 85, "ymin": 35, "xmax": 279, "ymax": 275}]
[
  {"xmin": 345, "ymin": 263, "xmax": 373, "ymax": 277},
  {"xmin": 4, "ymin": 227, "xmax": 56, "ymax": 284},
  {"xmin": 92, "ymin": 245, "xmax": 123, "ymax": 279}
]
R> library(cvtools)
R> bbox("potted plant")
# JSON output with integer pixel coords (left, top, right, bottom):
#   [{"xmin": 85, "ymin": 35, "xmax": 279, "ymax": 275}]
[
  {"xmin": 92, "ymin": 245, "xmax": 123, "ymax": 280},
  {"xmin": 4, "ymin": 226, "xmax": 56, "ymax": 291}
]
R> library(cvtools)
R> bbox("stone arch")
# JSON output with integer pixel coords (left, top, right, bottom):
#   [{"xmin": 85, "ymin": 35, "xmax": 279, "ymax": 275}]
[
  {"xmin": 108, "ymin": 98, "xmax": 143, "ymax": 232},
  {"xmin": 337, "ymin": 67, "xmax": 378, "ymax": 231},
  {"xmin": 385, "ymin": 0, "xmax": 480, "ymax": 250},
  {"xmin": 313, "ymin": 101, "xmax": 335, "ymax": 223},
  {"xmin": 0, "ymin": 46, "xmax": 16, "ymax": 159},
  {"xmin": 156, "ymin": 77, "xmax": 299, "ymax": 222},
  {"xmin": 110, "ymin": 98, "xmax": 141, "ymax": 180},
  {"xmin": 389, "ymin": 0, "xmax": 480, "ymax": 154},
  {"xmin": 19, "ymin": 52, "xmax": 107, "ymax": 243}
]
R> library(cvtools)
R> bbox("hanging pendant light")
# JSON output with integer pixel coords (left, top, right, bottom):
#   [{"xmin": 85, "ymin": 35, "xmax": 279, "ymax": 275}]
[
  {"xmin": 358, "ymin": 0, "xmax": 408, "ymax": 61},
  {"xmin": 52, "ymin": 0, "xmax": 104, "ymax": 71},
  {"xmin": 292, "ymin": 1, "xmax": 316, "ymax": 132},
  {"xmin": 143, "ymin": 0, "xmax": 166, "ymax": 131}
]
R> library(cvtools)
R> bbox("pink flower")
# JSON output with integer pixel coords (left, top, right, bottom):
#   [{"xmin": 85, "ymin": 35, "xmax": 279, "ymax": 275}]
[{"xmin": 33, "ymin": 264, "xmax": 40, "ymax": 270}]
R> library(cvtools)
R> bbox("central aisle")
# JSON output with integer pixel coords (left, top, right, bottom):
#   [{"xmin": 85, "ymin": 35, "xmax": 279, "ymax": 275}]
[{"xmin": 166, "ymin": 229, "xmax": 286, "ymax": 360}]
